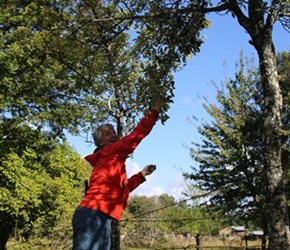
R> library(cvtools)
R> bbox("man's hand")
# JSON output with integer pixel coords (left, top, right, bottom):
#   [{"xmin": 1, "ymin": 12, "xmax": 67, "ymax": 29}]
[
  {"xmin": 152, "ymin": 96, "xmax": 166, "ymax": 112},
  {"xmin": 141, "ymin": 164, "xmax": 156, "ymax": 177}
]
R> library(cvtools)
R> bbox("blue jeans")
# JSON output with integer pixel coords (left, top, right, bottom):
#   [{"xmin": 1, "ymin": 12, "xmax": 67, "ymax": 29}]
[{"xmin": 72, "ymin": 206, "xmax": 111, "ymax": 250}]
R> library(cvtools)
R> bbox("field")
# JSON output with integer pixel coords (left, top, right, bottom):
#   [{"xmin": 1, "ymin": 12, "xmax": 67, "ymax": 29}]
[
  {"xmin": 121, "ymin": 234, "xmax": 265, "ymax": 250},
  {"xmin": 7, "ymin": 234, "xmax": 265, "ymax": 250}
]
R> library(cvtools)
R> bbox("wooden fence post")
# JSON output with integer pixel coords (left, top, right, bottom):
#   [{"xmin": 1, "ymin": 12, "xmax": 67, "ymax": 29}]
[{"xmin": 195, "ymin": 234, "xmax": 200, "ymax": 250}]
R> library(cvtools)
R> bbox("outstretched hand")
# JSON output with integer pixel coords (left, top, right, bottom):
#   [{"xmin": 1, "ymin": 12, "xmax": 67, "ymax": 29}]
[
  {"xmin": 152, "ymin": 96, "xmax": 166, "ymax": 112},
  {"xmin": 141, "ymin": 164, "xmax": 156, "ymax": 177}
]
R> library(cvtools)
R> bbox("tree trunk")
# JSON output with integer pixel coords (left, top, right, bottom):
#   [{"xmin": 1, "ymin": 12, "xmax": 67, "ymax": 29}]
[
  {"xmin": 0, "ymin": 242, "xmax": 6, "ymax": 250},
  {"xmin": 110, "ymin": 219, "xmax": 120, "ymax": 250},
  {"xmin": 0, "ymin": 217, "xmax": 14, "ymax": 250},
  {"xmin": 231, "ymin": 2, "xmax": 290, "ymax": 246},
  {"xmin": 261, "ymin": 211, "xmax": 268, "ymax": 250},
  {"xmin": 259, "ymin": 43, "xmax": 290, "ymax": 249}
]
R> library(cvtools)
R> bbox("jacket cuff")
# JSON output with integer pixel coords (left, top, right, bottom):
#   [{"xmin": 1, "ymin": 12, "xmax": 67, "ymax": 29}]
[
  {"xmin": 138, "ymin": 172, "xmax": 146, "ymax": 182},
  {"xmin": 150, "ymin": 108, "xmax": 159, "ymax": 120}
]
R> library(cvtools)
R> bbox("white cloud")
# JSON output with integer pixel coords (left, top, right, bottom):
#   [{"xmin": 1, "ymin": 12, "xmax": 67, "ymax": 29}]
[
  {"xmin": 183, "ymin": 96, "xmax": 195, "ymax": 107},
  {"xmin": 165, "ymin": 173, "xmax": 185, "ymax": 201},
  {"xmin": 126, "ymin": 161, "xmax": 141, "ymax": 175},
  {"xmin": 126, "ymin": 160, "xmax": 185, "ymax": 201}
]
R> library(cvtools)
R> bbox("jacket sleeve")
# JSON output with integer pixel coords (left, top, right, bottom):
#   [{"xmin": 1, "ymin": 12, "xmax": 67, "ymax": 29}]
[
  {"xmin": 128, "ymin": 172, "xmax": 146, "ymax": 192},
  {"xmin": 103, "ymin": 109, "xmax": 159, "ymax": 156}
]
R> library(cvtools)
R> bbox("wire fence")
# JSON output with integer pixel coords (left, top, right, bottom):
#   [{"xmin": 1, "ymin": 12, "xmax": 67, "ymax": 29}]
[
  {"xmin": 7, "ymin": 190, "xmax": 267, "ymax": 249},
  {"xmin": 120, "ymin": 231, "xmax": 266, "ymax": 250}
]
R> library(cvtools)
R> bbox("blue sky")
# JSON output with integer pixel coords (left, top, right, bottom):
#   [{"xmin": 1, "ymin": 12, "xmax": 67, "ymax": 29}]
[{"xmin": 68, "ymin": 13, "xmax": 290, "ymax": 201}]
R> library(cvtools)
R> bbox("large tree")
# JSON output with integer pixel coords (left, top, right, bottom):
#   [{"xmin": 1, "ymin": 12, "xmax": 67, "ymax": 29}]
[
  {"xmin": 0, "ymin": 2, "xmax": 174, "ymax": 249},
  {"xmin": 0, "ymin": 120, "xmax": 90, "ymax": 249},
  {"xmin": 185, "ymin": 51, "xmax": 290, "ymax": 249},
  {"xmin": 278, "ymin": 52, "xmax": 290, "ymax": 203},
  {"xmin": 0, "ymin": 0, "xmax": 173, "ymax": 140},
  {"xmin": 1, "ymin": 0, "xmax": 289, "ymax": 249},
  {"xmin": 185, "ymin": 53, "xmax": 268, "ymax": 246},
  {"xmin": 116, "ymin": 1, "xmax": 289, "ymax": 248}
]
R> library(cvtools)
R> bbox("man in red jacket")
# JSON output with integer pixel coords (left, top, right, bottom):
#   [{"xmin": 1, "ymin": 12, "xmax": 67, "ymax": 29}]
[{"xmin": 72, "ymin": 96, "xmax": 166, "ymax": 250}]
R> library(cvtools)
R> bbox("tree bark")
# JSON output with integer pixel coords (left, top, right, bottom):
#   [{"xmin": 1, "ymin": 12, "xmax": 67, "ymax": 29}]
[
  {"xmin": 230, "ymin": 1, "xmax": 290, "ymax": 246},
  {"xmin": 0, "ymin": 217, "xmax": 14, "ymax": 250},
  {"xmin": 0, "ymin": 242, "xmax": 6, "ymax": 250},
  {"xmin": 110, "ymin": 219, "xmax": 120, "ymax": 250},
  {"xmin": 258, "ymin": 42, "xmax": 290, "ymax": 249}
]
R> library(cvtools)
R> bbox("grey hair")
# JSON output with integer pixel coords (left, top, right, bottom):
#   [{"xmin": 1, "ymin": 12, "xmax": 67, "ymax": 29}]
[{"xmin": 93, "ymin": 123, "xmax": 115, "ymax": 147}]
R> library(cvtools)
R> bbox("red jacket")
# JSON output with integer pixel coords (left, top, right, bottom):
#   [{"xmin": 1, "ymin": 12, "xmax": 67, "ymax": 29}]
[{"xmin": 79, "ymin": 109, "xmax": 159, "ymax": 221}]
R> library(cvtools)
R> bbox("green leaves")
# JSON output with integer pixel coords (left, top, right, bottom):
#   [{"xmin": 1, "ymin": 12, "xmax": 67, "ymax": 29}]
[
  {"xmin": 186, "ymin": 53, "xmax": 264, "ymax": 219},
  {"xmin": 186, "ymin": 51, "xmax": 290, "ymax": 232},
  {"xmin": 0, "ymin": 120, "xmax": 90, "ymax": 241},
  {"xmin": 122, "ymin": 193, "xmax": 220, "ymax": 248},
  {"xmin": 0, "ymin": 0, "xmax": 181, "ymax": 140}
]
